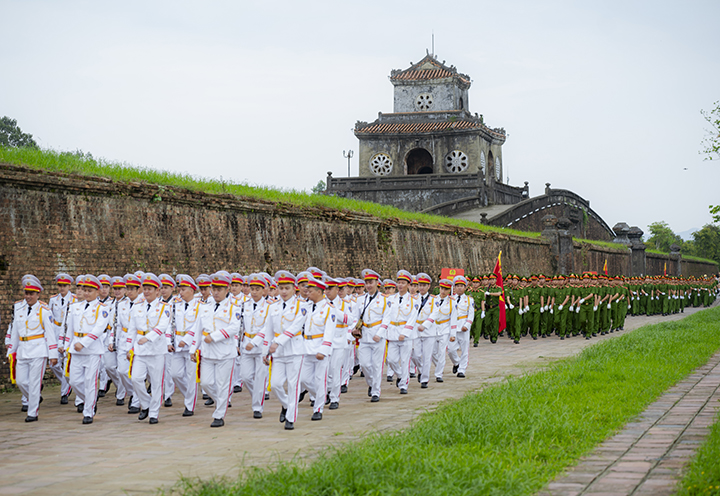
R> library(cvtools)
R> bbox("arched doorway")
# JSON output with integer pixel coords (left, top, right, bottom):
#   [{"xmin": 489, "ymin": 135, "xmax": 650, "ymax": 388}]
[{"xmin": 406, "ymin": 148, "xmax": 434, "ymax": 175}]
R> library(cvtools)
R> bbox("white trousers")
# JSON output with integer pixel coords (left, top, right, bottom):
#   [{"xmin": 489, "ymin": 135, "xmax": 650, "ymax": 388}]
[
  {"xmin": 270, "ymin": 355, "xmax": 303, "ymax": 423},
  {"xmin": 103, "ymin": 351, "xmax": 125, "ymax": 399},
  {"xmin": 300, "ymin": 354, "xmax": 329, "ymax": 414},
  {"xmin": 200, "ymin": 356, "xmax": 234, "ymax": 420},
  {"xmin": 169, "ymin": 352, "xmax": 198, "ymax": 411},
  {"xmin": 431, "ymin": 334, "xmax": 450, "ymax": 379},
  {"xmin": 16, "ymin": 357, "xmax": 46, "ymax": 417},
  {"xmin": 342, "ymin": 344, "xmax": 355, "ymax": 386},
  {"xmin": 163, "ymin": 353, "xmax": 175, "ymax": 401},
  {"xmin": 455, "ymin": 329, "xmax": 470, "ymax": 374},
  {"xmin": 116, "ymin": 351, "xmax": 138, "ymax": 407},
  {"xmin": 131, "ymin": 354, "xmax": 165, "ymax": 419},
  {"xmin": 232, "ymin": 356, "xmax": 242, "ymax": 388},
  {"xmin": 357, "ymin": 340, "xmax": 385, "ymax": 397},
  {"xmin": 48, "ymin": 356, "xmax": 71, "ymax": 396},
  {"xmin": 239, "ymin": 353, "xmax": 267, "ymax": 413},
  {"xmin": 410, "ymin": 338, "xmax": 422, "ymax": 375},
  {"xmin": 69, "ymin": 353, "xmax": 101, "ymax": 418},
  {"xmin": 387, "ymin": 340, "xmax": 412, "ymax": 390},
  {"xmin": 417, "ymin": 336, "xmax": 436, "ymax": 384},
  {"xmin": 327, "ymin": 347, "xmax": 347, "ymax": 403}
]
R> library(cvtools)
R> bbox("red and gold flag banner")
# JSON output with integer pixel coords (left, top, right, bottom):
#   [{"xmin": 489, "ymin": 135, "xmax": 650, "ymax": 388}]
[
  {"xmin": 441, "ymin": 268, "xmax": 464, "ymax": 280},
  {"xmin": 603, "ymin": 259, "xmax": 608, "ymax": 276},
  {"xmin": 127, "ymin": 349, "xmax": 135, "ymax": 379},
  {"xmin": 664, "ymin": 262, "xmax": 667, "ymax": 277},
  {"xmin": 9, "ymin": 352, "xmax": 17, "ymax": 384},
  {"xmin": 493, "ymin": 252, "xmax": 506, "ymax": 333},
  {"xmin": 64, "ymin": 352, "xmax": 72, "ymax": 377},
  {"xmin": 195, "ymin": 350, "xmax": 202, "ymax": 383}
]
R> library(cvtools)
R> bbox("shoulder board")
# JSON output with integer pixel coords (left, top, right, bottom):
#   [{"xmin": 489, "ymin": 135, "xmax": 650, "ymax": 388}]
[
  {"xmin": 39, "ymin": 301, "xmax": 50, "ymax": 309},
  {"xmin": 15, "ymin": 300, "xmax": 24, "ymax": 305},
  {"xmin": 98, "ymin": 301, "xmax": 108, "ymax": 307}
]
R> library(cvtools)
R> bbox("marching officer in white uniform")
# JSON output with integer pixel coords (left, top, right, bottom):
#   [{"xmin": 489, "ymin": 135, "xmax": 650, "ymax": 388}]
[
  {"xmin": 452, "ymin": 275, "xmax": 475, "ymax": 378},
  {"xmin": 299, "ymin": 277, "xmax": 334, "ymax": 420},
  {"xmin": 115, "ymin": 274, "xmax": 144, "ymax": 413},
  {"xmin": 352, "ymin": 269, "xmax": 392, "ymax": 402},
  {"xmin": 158, "ymin": 273, "xmax": 178, "ymax": 407},
  {"xmin": 326, "ymin": 278, "xmax": 355, "ymax": 410},
  {"xmin": 420, "ymin": 278, "xmax": 458, "ymax": 383},
  {"xmin": 47, "ymin": 273, "xmax": 75, "ymax": 404},
  {"xmin": 127, "ymin": 273, "xmax": 171, "ymax": 424},
  {"xmin": 188, "ymin": 271, "xmax": 241, "ymax": 427},
  {"xmin": 230, "ymin": 273, "xmax": 246, "ymax": 394},
  {"xmin": 104, "ymin": 276, "xmax": 128, "ymax": 405},
  {"xmin": 7, "ymin": 276, "xmax": 57, "ymax": 421},
  {"xmin": 172, "ymin": 274, "xmax": 203, "ymax": 416},
  {"xmin": 413, "ymin": 273, "xmax": 438, "ymax": 388},
  {"xmin": 384, "ymin": 270, "xmax": 419, "ymax": 395},
  {"xmin": 66, "ymin": 275, "xmax": 112, "ymax": 424},
  {"xmin": 261, "ymin": 271, "xmax": 306, "ymax": 430},
  {"xmin": 97, "ymin": 274, "xmax": 120, "ymax": 400},
  {"xmin": 241, "ymin": 274, "xmax": 271, "ymax": 418}
]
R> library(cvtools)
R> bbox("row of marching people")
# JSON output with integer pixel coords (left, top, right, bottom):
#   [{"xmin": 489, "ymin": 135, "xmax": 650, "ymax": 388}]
[{"xmin": 6, "ymin": 268, "xmax": 478, "ymax": 429}]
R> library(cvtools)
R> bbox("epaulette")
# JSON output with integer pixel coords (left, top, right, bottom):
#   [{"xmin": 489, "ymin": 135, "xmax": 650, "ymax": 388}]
[
  {"xmin": 15, "ymin": 300, "xmax": 24, "ymax": 305},
  {"xmin": 173, "ymin": 295, "xmax": 183, "ymax": 303},
  {"xmin": 98, "ymin": 301, "xmax": 108, "ymax": 307},
  {"xmin": 39, "ymin": 301, "xmax": 50, "ymax": 309}
]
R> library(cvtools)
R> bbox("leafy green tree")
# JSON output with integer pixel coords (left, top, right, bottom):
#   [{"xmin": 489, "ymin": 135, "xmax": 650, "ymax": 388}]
[
  {"xmin": 690, "ymin": 224, "xmax": 720, "ymax": 263},
  {"xmin": 311, "ymin": 180, "xmax": 326, "ymax": 194},
  {"xmin": 0, "ymin": 116, "xmax": 38, "ymax": 148},
  {"xmin": 645, "ymin": 221, "xmax": 683, "ymax": 252},
  {"xmin": 701, "ymin": 102, "xmax": 719, "ymax": 220}
]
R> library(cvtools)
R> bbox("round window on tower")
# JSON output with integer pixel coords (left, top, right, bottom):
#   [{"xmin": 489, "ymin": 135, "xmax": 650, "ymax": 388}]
[
  {"xmin": 495, "ymin": 157, "xmax": 502, "ymax": 182},
  {"xmin": 369, "ymin": 153, "xmax": 393, "ymax": 176},
  {"xmin": 445, "ymin": 150, "xmax": 469, "ymax": 173},
  {"xmin": 415, "ymin": 93, "xmax": 434, "ymax": 111}
]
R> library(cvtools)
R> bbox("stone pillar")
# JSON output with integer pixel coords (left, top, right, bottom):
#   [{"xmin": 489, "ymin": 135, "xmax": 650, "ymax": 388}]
[
  {"xmin": 326, "ymin": 171, "xmax": 333, "ymax": 191},
  {"xmin": 545, "ymin": 183, "xmax": 551, "ymax": 195},
  {"xmin": 612, "ymin": 222, "xmax": 631, "ymax": 246},
  {"xmin": 670, "ymin": 243, "xmax": 681, "ymax": 276},
  {"xmin": 541, "ymin": 214, "xmax": 561, "ymax": 275},
  {"xmin": 627, "ymin": 226, "xmax": 646, "ymax": 277},
  {"xmin": 480, "ymin": 213, "xmax": 488, "ymax": 225},
  {"xmin": 556, "ymin": 216, "xmax": 575, "ymax": 275},
  {"xmin": 522, "ymin": 181, "xmax": 529, "ymax": 199}
]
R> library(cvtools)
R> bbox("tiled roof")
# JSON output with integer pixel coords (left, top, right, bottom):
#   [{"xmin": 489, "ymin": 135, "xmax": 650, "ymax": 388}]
[
  {"xmin": 355, "ymin": 120, "xmax": 504, "ymax": 137},
  {"xmin": 390, "ymin": 55, "xmax": 471, "ymax": 84},
  {"xmin": 392, "ymin": 69, "xmax": 457, "ymax": 81}
]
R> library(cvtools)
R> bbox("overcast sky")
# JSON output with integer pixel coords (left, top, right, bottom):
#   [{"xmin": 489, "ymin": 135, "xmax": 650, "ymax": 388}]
[{"xmin": 2, "ymin": 0, "xmax": 718, "ymax": 236}]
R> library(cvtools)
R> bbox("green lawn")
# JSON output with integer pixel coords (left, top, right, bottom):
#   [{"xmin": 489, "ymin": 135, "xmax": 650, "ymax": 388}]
[
  {"xmin": 677, "ymin": 411, "xmax": 720, "ymax": 495},
  {"xmin": 169, "ymin": 307, "xmax": 720, "ymax": 496}
]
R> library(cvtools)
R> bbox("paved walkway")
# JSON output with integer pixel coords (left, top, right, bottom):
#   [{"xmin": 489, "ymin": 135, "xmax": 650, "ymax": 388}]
[
  {"xmin": 0, "ymin": 306, "xmax": 714, "ymax": 495},
  {"xmin": 541, "ymin": 350, "xmax": 720, "ymax": 496}
]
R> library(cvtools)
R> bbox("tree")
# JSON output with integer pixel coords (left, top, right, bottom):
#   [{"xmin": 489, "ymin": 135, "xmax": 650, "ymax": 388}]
[
  {"xmin": 645, "ymin": 221, "xmax": 683, "ymax": 252},
  {"xmin": 311, "ymin": 180, "xmax": 326, "ymax": 194},
  {"xmin": 690, "ymin": 224, "xmax": 720, "ymax": 263},
  {"xmin": 0, "ymin": 116, "xmax": 38, "ymax": 148},
  {"xmin": 701, "ymin": 102, "xmax": 720, "ymax": 221}
]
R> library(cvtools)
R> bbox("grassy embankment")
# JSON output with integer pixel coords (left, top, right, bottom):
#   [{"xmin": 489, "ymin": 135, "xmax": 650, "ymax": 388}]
[
  {"xmin": 646, "ymin": 248, "xmax": 717, "ymax": 266},
  {"xmin": 677, "ymin": 412, "xmax": 720, "ymax": 495},
  {"xmin": 170, "ymin": 306, "xmax": 720, "ymax": 496}
]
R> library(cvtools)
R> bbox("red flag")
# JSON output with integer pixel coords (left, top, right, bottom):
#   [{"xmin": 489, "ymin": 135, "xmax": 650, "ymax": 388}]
[
  {"xmin": 492, "ymin": 251, "xmax": 506, "ymax": 333},
  {"xmin": 603, "ymin": 259, "xmax": 608, "ymax": 276},
  {"xmin": 664, "ymin": 262, "xmax": 667, "ymax": 277}
]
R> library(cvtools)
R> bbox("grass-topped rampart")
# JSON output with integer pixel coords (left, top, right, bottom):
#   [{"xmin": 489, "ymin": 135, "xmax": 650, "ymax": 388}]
[{"xmin": 169, "ymin": 306, "xmax": 720, "ymax": 496}]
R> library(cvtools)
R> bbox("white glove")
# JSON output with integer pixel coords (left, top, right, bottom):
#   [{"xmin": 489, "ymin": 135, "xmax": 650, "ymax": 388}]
[
  {"xmin": 508, "ymin": 303, "xmax": 514, "ymax": 310},
  {"xmin": 550, "ymin": 308, "xmax": 554, "ymax": 314},
  {"xmin": 576, "ymin": 306, "xmax": 580, "ymax": 313},
  {"xmin": 607, "ymin": 304, "xmax": 611, "ymax": 309},
  {"xmin": 628, "ymin": 304, "xmax": 631, "ymax": 309},
  {"xmin": 579, "ymin": 298, "xmax": 585, "ymax": 304},
  {"xmin": 525, "ymin": 306, "xmax": 529, "ymax": 313},
  {"xmin": 568, "ymin": 305, "xmax": 573, "ymax": 312},
  {"xmin": 518, "ymin": 308, "xmax": 523, "ymax": 315},
  {"xmin": 559, "ymin": 305, "xmax": 563, "ymax": 311},
  {"xmin": 480, "ymin": 311, "xmax": 485, "ymax": 319},
  {"xmin": 540, "ymin": 307, "xmax": 544, "ymax": 313},
  {"xmin": 593, "ymin": 306, "xmax": 598, "ymax": 311}
]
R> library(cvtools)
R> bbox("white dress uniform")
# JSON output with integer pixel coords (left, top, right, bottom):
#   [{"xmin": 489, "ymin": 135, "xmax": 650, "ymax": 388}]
[
  {"xmin": 353, "ymin": 290, "xmax": 392, "ymax": 399},
  {"xmin": 99, "ymin": 295, "xmax": 122, "ymax": 399},
  {"xmin": 127, "ymin": 296, "xmax": 172, "ymax": 420},
  {"xmin": 66, "ymin": 298, "xmax": 112, "ymax": 419},
  {"xmin": 116, "ymin": 292, "xmax": 145, "ymax": 409},
  {"xmin": 258, "ymin": 294, "xmax": 306, "ymax": 424},
  {"xmin": 161, "ymin": 294, "xmax": 179, "ymax": 404},
  {"xmin": 171, "ymin": 296, "xmax": 203, "ymax": 412},
  {"xmin": 382, "ymin": 292, "xmax": 419, "ymax": 392},
  {"xmin": 452, "ymin": 292, "xmax": 475, "ymax": 375},
  {"xmin": 7, "ymin": 300, "xmax": 57, "ymax": 419},
  {"xmin": 231, "ymin": 291, "xmax": 248, "ymax": 391},
  {"xmin": 413, "ymin": 292, "xmax": 438, "ymax": 384},
  {"xmin": 424, "ymin": 294, "xmax": 459, "ymax": 381},
  {"xmin": 47, "ymin": 292, "xmax": 75, "ymax": 397},
  {"xmin": 299, "ymin": 298, "xmax": 334, "ymax": 415},
  {"xmin": 191, "ymin": 294, "xmax": 242, "ymax": 421},
  {"xmin": 240, "ymin": 296, "xmax": 271, "ymax": 415},
  {"xmin": 327, "ymin": 295, "xmax": 356, "ymax": 405},
  {"xmin": 341, "ymin": 293, "xmax": 356, "ymax": 391}
]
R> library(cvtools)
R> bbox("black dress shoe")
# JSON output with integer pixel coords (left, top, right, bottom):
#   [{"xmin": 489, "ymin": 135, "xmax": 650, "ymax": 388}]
[
  {"xmin": 367, "ymin": 387, "xmax": 372, "ymax": 397},
  {"xmin": 210, "ymin": 418, "xmax": 224, "ymax": 428},
  {"xmin": 128, "ymin": 406, "xmax": 140, "ymax": 414},
  {"xmin": 98, "ymin": 389, "xmax": 106, "ymax": 398},
  {"xmin": 514, "ymin": 340, "xmax": 520, "ymax": 344},
  {"xmin": 360, "ymin": 371, "xmax": 364, "ymax": 377},
  {"xmin": 61, "ymin": 395, "xmax": 69, "ymax": 405},
  {"xmin": 21, "ymin": 405, "xmax": 28, "ymax": 412},
  {"xmin": 418, "ymin": 375, "xmax": 421, "ymax": 383},
  {"xmin": 205, "ymin": 398, "xmax": 214, "ymax": 406},
  {"xmin": 421, "ymin": 382, "xmax": 428, "ymax": 388},
  {"xmin": 409, "ymin": 372, "xmax": 416, "ymax": 378},
  {"xmin": 532, "ymin": 336, "xmax": 538, "ymax": 340},
  {"xmin": 387, "ymin": 375, "xmax": 393, "ymax": 382},
  {"xmin": 311, "ymin": 411, "xmax": 322, "ymax": 421},
  {"xmin": 473, "ymin": 342, "xmax": 478, "ymax": 347},
  {"xmin": 149, "ymin": 417, "xmax": 159, "ymax": 424},
  {"xmin": 340, "ymin": 385, "xmax": 348, "ymax": 394},
  {"xmin": 25, "ymin": 415, "xmax": 38, "ymax": 422},
  {"xmin": 298, "ymin": 390, "xmax": 307, "ymax": 403},
  {"xmin": 310, "ymin": 400, "xmax": 315, "ymax": 408},
  {"xmin": 253, "ymin": 411, "xmax": 263, "ymax": 419},
  {"xmin": 82, "ymin": 416, "xmax": 93, "ymax": 424},
  {"xmin": 265, "ymin": 392, "xmax": 270, "ymax": 401},
  {"xmin": 233, "ymin": 385, "xmax": 242, "ymax": 393},
  {"xmin": 396, "ymin": 378, "xmax": 400, "ymax": 387},
  {"xmin": 436, "ymin": 377, "xmax": 444, "ymax": 383},
  {"xmin": 76, "ymin": 403, "xmax": 84, "ymax": 413},
  {"xmin": 39, "ymin": 396, "xmax": 43, "ymax": 404},
  {"xmin": 147, "ymin": 385, "xmax": 152, "ymax": 394},
  {"xmin": 202, "ymin": 393, "xmax": 209, "ymax": 400},
  {"xmin": 457, "ymin": 373, "xmax": 466, "ymax": 378},
  {"xmin": 284, "ymin": 420, "xmax": 294, "ymax": 430},
  {"xmin": 183, "ymin": 408, "xmax": 194, "ymax": 417},
  {"xmin": 452, "ymin": 364, "xmax": 459, "ymax": 374},
  {"xmin": 353, "ymin": 364, "xmax": 360, "ymax": 375},
  {"xmin": 371, "ymin": 395, "xmax": 380, "ymax": 402},
  {"xmin": 329, "ymin": 401, "xmax": 339, "ymax": 409},
  {"xmin": 400, "ymin": 389, "xmax": 408, "ymax": 395},
  {"xmin": 164, "ymin": 398, "xmax": 172, "ymax": 407},
  {"xmin": 325, "ymin": 394, "xmax": 331, "ymax": 405},
  {"xmin": 138, "ymin": 409, "xmax": 149, "ymax": 420},
  {"xmin": 279, "ymin": 407, "xmax": 287, "ymax": 423},
  {"xmin": 116, "ymin": 398, "xmax": 125, "ymax": 406}
]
